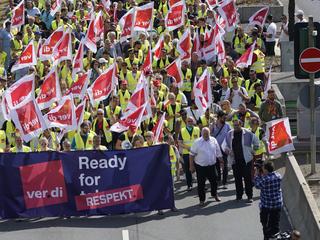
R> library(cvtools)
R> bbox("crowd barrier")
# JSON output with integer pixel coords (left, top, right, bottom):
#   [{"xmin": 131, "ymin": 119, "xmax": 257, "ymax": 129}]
[{"xmin": 0, "ymin": 145, "xmax": 174, "ymax": 219}]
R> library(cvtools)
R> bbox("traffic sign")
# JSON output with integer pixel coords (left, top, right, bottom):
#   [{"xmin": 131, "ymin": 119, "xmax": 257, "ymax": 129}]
[{"xmin": 299, "ymin": 47, "xmax": 320, "ymax": 73}]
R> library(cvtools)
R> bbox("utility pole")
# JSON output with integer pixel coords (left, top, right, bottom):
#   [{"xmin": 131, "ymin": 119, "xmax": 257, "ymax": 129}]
[{"xmin": 308, "ymin": 16, "xmax": 316, "ymax": 174}]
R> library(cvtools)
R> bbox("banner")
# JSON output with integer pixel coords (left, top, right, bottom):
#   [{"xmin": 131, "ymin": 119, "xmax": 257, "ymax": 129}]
[
  {"xmin": 0, "ymin": 145, "xmax": 174, "ymax": 219},
  {"xmin": 265, "ymin": 117, "xmax": 295, "ymax": 155}
]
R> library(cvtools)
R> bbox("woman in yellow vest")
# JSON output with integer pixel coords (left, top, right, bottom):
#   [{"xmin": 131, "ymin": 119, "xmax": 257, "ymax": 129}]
[{"xmin": 178, "ymin": 117, "xmax": 200, "ymax": 190}]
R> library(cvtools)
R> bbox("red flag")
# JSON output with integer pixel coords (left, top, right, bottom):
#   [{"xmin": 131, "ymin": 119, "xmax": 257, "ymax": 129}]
[
  {"xmin": 266, "ymin": 118, "xmax": 295, "ymax": 155},
  {"xmin": 133, "ymin": 2, "xmax": 154, "ymax": 31},
  {"xmin": 217, "ymin": 0, "xmax": 238, "ymax": 32},
  {"xmin": 152, "ymin": 112, "xmax": 166, "ymax": 143},
  {"xmin": 11, "ymin": 0, "xmax": 25, "ymax": 29},
  {"xmin": 11, "ymin": 40, "xmax": 37, "ymax": 72},
  {"xmin": 169, "ymin": 0, "xmax": 181, "ymax": 8},
  {"xmin": 166, "ymin": 58, "xmax": 183, "ymax": 87},
  {"xmin": 50, "ymin": 0, "xmax": 63, "ymax": 16},
  {"xmin": 94, "ymin": 11, "xmax": 104, "ymax": 39},
  {"xmin": 193, "ymin": 68, "xmax": 212, "ymax": 114},
  {"xmin": 39, "ymin": 26, "xmax": 64, "ymax": 61},
  {"xmin": 118, "ymin": 8, "xmax": 135, "ymax": 42},
  {"xmin": 202, "ymin": 28, "xmax": 216, "ymax": 61},
  {"xmin": 215, "ymin": 33, "xmax": 226, "ymax": 64},
  {"xmin": 165, "ymin": 2, "xmax": 185, "ymax": 31},
  {"xmin": 206, "ymin": 0, "xmax": 218, "ymax": 9},
  {"xmin": 66, "ymin": 70, "xmax": 91, "ymax": 99},
  {"xmin": 152, "ymin": 34, "xmax": 165, "ymax": 60},
  {"xmin": 141, "ymin": 47, "xmax": 152, "ymax": 74},
  {"xmin": 75, "ymin": 100, "xmax": 86, "ymax": 128},
  {"xmin": 4, "ymin": 74, "xmax": 35, "ymax": 109},
  {"xmin": 192, "ymin": 31, "xmax": 201, "ymax": 57},
  {"xmin": 84, "ymin": 17, "xmax": 97, "ymax": 53},
  {"xmin": 110, "ymin": 103, "xmax": 147, "ymax": 133},
  {"xmin": 52, "ymin": 29, "xmax": 72, "ymax": 65},
  {"xmin": 177, "ymin": 28, "xmax": 191, "ymax": 62},
  {"xmin": 36, "ymin": 66, "xmax": 61, "ymax": 110},
  {"xmin": 10, "ymin": 98, "xmax": 47, "ymax": 142},
  {"xmin": 87, "ymin": 63, "xmax": 117, "ymax": 105},
  {"xmin": 44, "ymin": 94, "xmax": 76, "ymax": 131},
  {"xmin": 236, "ymin": 41, "xmax": 256, "ymax": 68},
  {"xmin": 72, "ymin": 39, "xmax": 85, "ymax": 78},
  {"xmin": 248, "ymin": 7, "xmax": 269, "ymax": 27}
]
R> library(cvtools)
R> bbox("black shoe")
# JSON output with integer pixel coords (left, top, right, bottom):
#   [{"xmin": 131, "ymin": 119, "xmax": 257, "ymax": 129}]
[
  {"xmin": 171, "ymin": 207, "xmax": 178, "ymax": 212},
  {"xmin": 187, "ymin": 186, "xmax": 192, "ymax": 191},
  {"xmin": 199, "ymin": 201, "xmax": 205, "ymax": 207},
  {"xmin": 236, "ymin": 197, "xmax": 242, "ymax": 201},
  {"xmin": 157, "ymin": 210, "xmax": 164, "ymax": 215}
]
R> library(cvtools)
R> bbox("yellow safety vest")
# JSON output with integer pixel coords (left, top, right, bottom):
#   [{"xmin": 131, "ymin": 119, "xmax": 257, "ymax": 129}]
[
  {"xmin": 247, "ymin": 37, "xmax": 263, "ymax": 49},
  {"xmin": 0, "ymin": 130, "xmax": 6, "ymax": 150},
  {"xmin": 166, "ymin": 103, "xmax": 181, "ymax": 132},
  {"xmin": 181, "ymin": 68, "xmax": 192, "ymax": 92},
  {"xmin": 118, "ymin": 89, "xmax": 131, "ymax": 110},
  {"xmin": 200, "ymin": 115, "xmax": 209, "ymax": 127},
  {"xmin": 244, "ymin": 79, "xmax": 262, "ymax": 97},
  {"xmin": 253, "ymin": 127, "xmax": 266, "ymax": 155},
  {"xmin": 169, "ymin": 145, "xmax": 177, "ymax": 176},
  {"xmin": 124, "ymin": 57, "xmax": 139, "ymax": 70},
  {"xmin": 129, "ymin": 71, "xmax": 141, "ymax": 92},
  {"xmin": 5, "ymin": 121, "xmax": 16, "ymax": 147},
  {"xmin": 180, "ymin": 127, "xmax": 200, "ymax": 154},
  {"xmin": 196, "ymin": 66, "xmax": 213, "ymax": 76},
  {"xmin": 10, "ymin": 145, "xmax": 31, "ymax": 153},
  {"xmin": 105, "ymin": 105, "xmax": 122, "ymax": 120},
  {"xmin": 12, "ymin": 39, "xmax": 22, "ymax": 55},
  {"xmin": 234, "ymin": 34, "xmax": 248, "ymax": 55},
  {"xmin": 252, "ymin": 93, "xmax": 263, "ymax": 110},
  {"xmin": 152, "ymin": 57, "xmax": 170, "ymax": 69},
  {"xmin": 251, "ymin": 49, "xmax": 265, "ymax": 74},
  {"xmin": 51, "ymin": 19, "xmax": 64, "ymax": 30},
  {"xmin": 92, "ymin": 118, "xmax": 112, "ymax": 143},
  {"xmin": 74, "ymin": 132, "xmax": 95, "ymax": 150}
]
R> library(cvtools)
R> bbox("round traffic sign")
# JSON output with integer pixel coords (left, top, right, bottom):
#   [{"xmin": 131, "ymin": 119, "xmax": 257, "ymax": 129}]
[{"xmin": 299, "ymin": 47, "xmax": 320, "ymax": 73}]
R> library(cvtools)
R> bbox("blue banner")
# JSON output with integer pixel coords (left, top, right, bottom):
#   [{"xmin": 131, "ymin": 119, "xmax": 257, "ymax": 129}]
[{"xmin": 0, "ymin": 144, "xmax": 174, "ymax": 219}]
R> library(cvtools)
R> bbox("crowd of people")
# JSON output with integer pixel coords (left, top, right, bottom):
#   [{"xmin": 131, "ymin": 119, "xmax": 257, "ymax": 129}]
[{"xmin": 0, "ymin": 0, "xmax": 304, "ymax": 239}]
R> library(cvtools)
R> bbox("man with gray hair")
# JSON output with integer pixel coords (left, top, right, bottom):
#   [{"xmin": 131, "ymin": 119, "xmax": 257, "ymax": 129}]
[{"xmin": 189, "ymin": 127, "xmax": 223, "ymax": 206}]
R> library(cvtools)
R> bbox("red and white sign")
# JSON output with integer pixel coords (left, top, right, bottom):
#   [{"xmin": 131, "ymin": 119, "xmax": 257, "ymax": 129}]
[
  {"xmin": 152, "ymin": 34, "xmax": 165, "ymax": 60},
  {"xmin": 11, "ymin": 0, "xmax": 25, "ymax": 29},
  {"xmin": 133, "ymin": 2, "xmax": 154, "ymax": 32},
  {"xmin": 84, "ymin": 17, "xmax": 98, "ymax": 53},
  {"xmin": 193, "ymin": 68, "xmax": 212, "ymax": 114},
  {"xmin": 236, "ymin": 41, "xmax": 256, "ymax": 68},
  {"xmin": 39, "ymin": 26, "xmax": 64, "ymax": 61},
  {"xmin": 118, "ymin": 8, "xmax": 135, "ymax": 42},
  {"xmin": 11, "ymin": 40, "xmax": 37, "ymax": 72},
  {"xmin": 44, "ymin": 95, "xmax": 76, "ymax": 131},
  {"xmin": 206, "ymin": 0, "xmax": 218, "ymax": 9},
  {"xmin": 87, "ymin": 63, "xmax": 117, "ymax": 105},
  {"xmin": 152, "ymin": 112, "xmax": 166, "ymax": 143},
  {"xmin": 20, "ymin": 160, "xmax": 68, "ymax": 209},
  {"xmin": 72, "ymin": 40, "xmax": 85, "ymax": 78},
  {"xmin": 50, "ymin": 0, "xmax": 63, "ymax": 16},
  {"xmin": 53, "ymin": 29, "xmax": 72, "ymax": 65},
  {"xmin": 36, "ymin": 66, "xmax": 61, "ymax": 110},
  {"xmin": 299, "ymin": 47, "xmax": 320, "ymax": 73},
  {"xmin": 248, "ymin": 7, "xmax": 269, "ymax": 27},
  {"xmin": 4, "ymin": 74, "xmax": 35, "ymax": 109},
  {"xmin": 75, "ymin": 100, "xmax": 86, "ymax": 128},
  {"xmin": 11, "ymin": 98, "xmax": 47, "ymax": 142},
  {"xmin": 217, "ymin": 0, "xmax": 238, "ymax": 32},
  {"xmin": 94, "ymin": 11, "xmax": 104, "ymax": 40},
  {"xmin": 141, "ymin": 47, "xmax": 152, "ymax": 74},
  {"xmin": 165, "ymin": 2, "xmax": 185, "ymax": 31},
  {"xmin": 66, "ymin": 70, "xmax": 91, "ymax": 99},
  {"xmin": 166, "ymin": 58, "xmax": 183, "ymax": 87},
  {"xmin": 177, "ymin": 28, "xmax": 191, "ymax": 62},
  {"xmin": 265, "ymin": 117, "xmax": 295, "ymax": 155}
]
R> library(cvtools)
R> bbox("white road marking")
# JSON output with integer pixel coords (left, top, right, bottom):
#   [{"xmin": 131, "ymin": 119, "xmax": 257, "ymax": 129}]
[
  {"xmin": 122, "ymin": 230, "xmax": 129, "ymax": 240},
  {"xmin": 301, "ymin": 58, "xmax": 320, "ymax": 63}
]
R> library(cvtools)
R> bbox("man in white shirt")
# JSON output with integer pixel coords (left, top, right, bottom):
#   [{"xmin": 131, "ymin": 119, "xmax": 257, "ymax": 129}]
[
  {"xmin": 224, "ymin": 77, "xmax": 250, "ymax": 110},
  {"xmin": 190, "ymin": 127, "xmax": 223, "ymax": 206},
  {"xmin": 264, "ymin": 15, "xmax": 277, "ymax": 57},
  {"xmin": 278, "ymin": 14, "xmax": 289, "ymax": 50},
  {"xmin": 295, "ymin": 10, "xmax": 307, "ymax": 23}
]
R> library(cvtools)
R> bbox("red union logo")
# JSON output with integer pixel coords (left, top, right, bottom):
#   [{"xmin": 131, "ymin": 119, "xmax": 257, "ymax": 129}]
[
  {"xmin": 19, "ymin": 160, "xmax": 68, "ymax": 209},
  {"xmin": 20, "ymin": 53, "xmax": 32, "ymax": 63}
]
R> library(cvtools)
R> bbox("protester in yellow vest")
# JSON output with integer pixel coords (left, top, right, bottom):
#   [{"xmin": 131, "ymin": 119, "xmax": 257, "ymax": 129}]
[
  {"xmin": 105, "ymin": 95, "xmax": 122, "ymax": 125},
  {"xmin": 233, "ymin": 26, "xmax": 248, "ymax": 55},
  {"xmin": 249, "ymin": 83, "xmax": 264, "ymax": 112},
  {"xmin": 164, "ymin": 93, "xmax": 181, "ymax": 133},
  {"xmin": 180, "ymin": 60, "xmax": 193, "ymax": 105},
  {"xmin": 71, "ymin": 122, "xmax": 95, "ymax": 150},
  {"xmin": 143, "ymin": 131, "xmax": 155, "ymax": 147},
  {"xmin": 178, "ymin": 116, "xmax": 200, "ymax": 191},
  {"xmin": 92, "ymin": 135, "xmax": 108, "ymax": 150},
  {"xmin": 164, "ymin": 134, "xmax": 180, "ymax": 179},
  {"xmin": 10, "ymin": 134, "xmax": 31, "ymax": 153},
  {"xmin": 244, "ymin": 70, "xmax": 263, "ymax": 98},
  {"xmin": 118, "ymin": 80, "xmax": 131, "ymax": 110},
  {"xmin": 249, "ymin": 117, "xmax": 266, "ymax": 162},
  {"xmin": 250, "ymin": 46, "xmax": 266, "ymax": 81},
  {"xmin": 38, "ymin": 137, "xmax": 54, "ymax": 151},
  {"xmin": 0, "ymin": 129, "xmax": 8, "ymax": 152},
  {"xmin": 51, "ymin": 12, "xmax": 64, "ymax": 30},
  {"xmin": 92, "ymin": 109, "xmax": 112, "ymax": 148}
]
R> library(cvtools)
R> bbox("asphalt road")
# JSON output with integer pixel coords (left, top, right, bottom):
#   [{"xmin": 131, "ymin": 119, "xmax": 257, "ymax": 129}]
[{"xmin": 0, "ymin": 176, "xmax": 291, "ymax": 240}]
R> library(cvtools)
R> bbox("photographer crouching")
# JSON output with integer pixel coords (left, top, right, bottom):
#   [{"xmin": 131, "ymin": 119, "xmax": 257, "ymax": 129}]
[{"xmin": 254, "ymin": 161, "xmax": 283, "ymax": 240}]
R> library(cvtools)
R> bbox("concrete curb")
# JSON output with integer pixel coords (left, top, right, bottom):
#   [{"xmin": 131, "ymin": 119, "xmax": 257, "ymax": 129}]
[
  {"xmin": 237, "ymin": 0, "xmax": 284, "ymax": 23},
  {"xmin": 281, "ymin": 155, "xmax": 320, "ymax": 240}
]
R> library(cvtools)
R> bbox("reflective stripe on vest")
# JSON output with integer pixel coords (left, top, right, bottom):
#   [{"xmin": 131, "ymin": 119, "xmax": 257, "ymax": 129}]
[
  {"xmin": 0, "ymin": 130, "xmax": 6, "ymax": 150},
  {"xmin": 251, "ymin": 50, "xmax": 265, "ymax": 73}
]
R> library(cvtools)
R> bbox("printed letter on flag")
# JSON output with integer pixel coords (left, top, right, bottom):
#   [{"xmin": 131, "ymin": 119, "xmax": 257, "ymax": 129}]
[
  {"xmin": 165, "ymin": 2, "xmax": 185, "ymax": 31},
  {"xmin": 119, "ymin": 8, "xmax": 135, "ymax": 42},
  {"xmin": 248, "ymin": 7, "xmax": 269, "ymax": 27},
  {"xmin": 10, "ymin": 99, "xmax": 47, "ymax": 142},
  {"xmin": 75, "ymin": 100, "xmax": 86, "ymax": 128},
  {"xmin": 36, "ymin": 66, "xmax": 61, "ymax": 110},
  {"xmin": 44, "ymin": 95, "xmax": 76, "ymax": 131},
  {"xmin": 11, "ymin": 40, "xmax": 37, "ymax": 72},
  {"xmin": 53, "ymin": 29, "xmax": 72, "ymax": 65},
  {"xmin": 66, "ymin": 70, "xmax": 91, "ymax": 99},
  {"xmin": 193, "ymin": 69, "xmax": 212, "ymax": 114},
  {"xmin": 84, "ymin": 17, "xmax": 98, "ymax": 53},
  {"xmin": 133, "ymin": 2, "xmax": 154, "ymax": 32},
  {"xmin": 11, "ymin": 0, "xmax": 25, "ymax": 29},
  {"xmin": 265, "ymin": 117, "xmax": 295, "ymax": 155},
  {"xmin": 39, "ymin": 26, "xmax": 64, "ymax": 61},
  {"xmin": 72, "ymin": 39, "xmax": 84, "ymax": 78},
  {"xmin": 87, "ymin": 63, "xmax": 117, "ymax": 105},
  {"xmin": 217, "ymin": 0, "xmax": 238, "ymax": 32}
]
